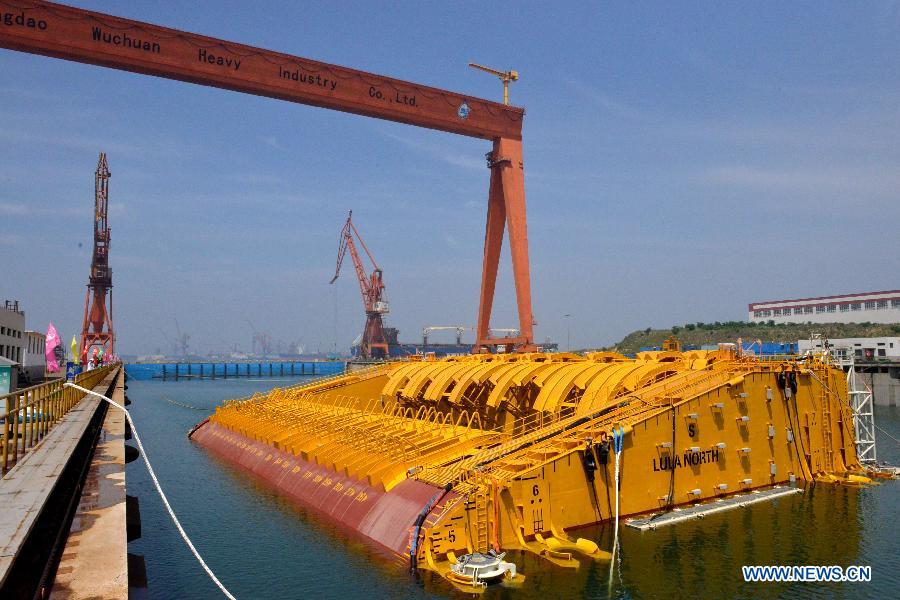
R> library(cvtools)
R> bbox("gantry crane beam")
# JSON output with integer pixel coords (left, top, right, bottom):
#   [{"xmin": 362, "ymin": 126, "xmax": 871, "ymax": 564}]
[
  {"xmin": 0, "ymin": 0, "xmax": 535, "ymax": 352},
  {"xmin": 0, "ymin": 1, "xmax": 522, "ymax": 140}
]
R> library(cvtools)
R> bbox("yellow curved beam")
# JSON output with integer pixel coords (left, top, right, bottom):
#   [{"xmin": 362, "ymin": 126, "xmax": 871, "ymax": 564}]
[
  {"xmin": 445, "ymin": 361, "xmax": 510, "ymax": 406},
  {"xmin": 486, "ymin": 362, "xmax": 559, "ymax": 408},
  {"xmin": 401, "ymin": 361, "xmax": 455, "ymax": 399},
  {"xmin": 635, "ymin": 350, "xmax": 682, "ymax": 362},
  {"xmin": 620, "ymin": 362, "xmax": 679, "ymax": 393},
  {"xmin": 382, "ymin": 362, "xmax": 427, "ymax": 397},
  {"xmin": 571, "ymin": 362, "xmax": 618, "ymax": 389},
  {"xmin": 422, "ymin": 360, "xmax": 486, "ymax": 402},
  {"xmin": 584, "ymin": 351, "xmax": 629, "ymax": 362},
  {"xmin": 576, "ymin": 363, "xmax": 645, "ymax": 416},
  {"xmin": 532, "ymin": 362, "xmax": 599, "ymax": 412}
]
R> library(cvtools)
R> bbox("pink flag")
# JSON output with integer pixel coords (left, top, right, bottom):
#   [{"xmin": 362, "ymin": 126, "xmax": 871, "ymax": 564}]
[{"xmin": 45, "ymin": 323, "xmax": 62, "ymax": 373}]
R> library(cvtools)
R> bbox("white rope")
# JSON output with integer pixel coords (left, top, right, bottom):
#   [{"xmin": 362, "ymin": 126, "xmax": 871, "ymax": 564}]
[
  {"xmin": 608, "ymin": 428, "xmax": 622, "ymax": 593},
  {"xmin": 65, "ymin": 382, "xmax": 236, "ymax": 600}
]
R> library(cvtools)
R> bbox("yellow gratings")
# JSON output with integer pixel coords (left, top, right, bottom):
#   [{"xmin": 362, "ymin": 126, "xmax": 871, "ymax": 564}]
[
  {"xmin": 210, "ymin": 387, "xmax": 504, "ymax": 490},
  {"xmin": 222, "ymin": 362, "xmax": 393, "ymax": 408},
  {"xmin": 414, "ymin": 409, "xmax": 584, "ymax": 489},
  {"xmin": 210, "ymin": 354, "xmax": 795, "ymax": 494}
]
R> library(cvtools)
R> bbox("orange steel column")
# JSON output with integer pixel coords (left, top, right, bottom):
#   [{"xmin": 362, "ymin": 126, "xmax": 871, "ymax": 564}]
[
  {"xmin": 475, "ymin": 148, "xmax": 506, "ymax": 349},
  {"xmin": 475, "ymin": 137, "xmax": 535, "ymax": 352}
]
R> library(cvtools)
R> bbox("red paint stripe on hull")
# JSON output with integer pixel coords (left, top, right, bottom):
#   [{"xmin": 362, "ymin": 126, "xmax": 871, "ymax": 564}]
[{"xmin": 192, "ymin": 422, "xmax": 450, "ymax": 557}]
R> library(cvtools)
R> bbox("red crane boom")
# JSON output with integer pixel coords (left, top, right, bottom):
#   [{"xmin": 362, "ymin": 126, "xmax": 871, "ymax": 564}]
[{"xmin": 330, "ymin": 212, "xmax": 389, "ymax": 359}]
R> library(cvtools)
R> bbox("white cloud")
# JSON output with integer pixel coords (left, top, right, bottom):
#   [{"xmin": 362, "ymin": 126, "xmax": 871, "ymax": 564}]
[
  {"xmin": 225, "ymin": 172, "xmax": 286, "ymax": 186},
  {"xmin": 108, "ymin": 202, "xmax": 128, "ymax": 218},
  {"xmin": 261, "ymin": 136, "xmax": 286, "ymax": 151},
  {"xmin": 0, "ymin": 201, "xmax": 87, "ymax": 218},
  {"xmin": 700, "ymin": 164, "xmax": 900, "ymax": 197},
  {"xmin": 378, "ymin": 131, "xmax": 484, "ymax": 171},
  {"xmin": 0, "ymin": 234, "xmax": 22, "ymax": 245},
  {"xmin": 0, "ymin": 202, "xmax": 29, "ymax": 216}
]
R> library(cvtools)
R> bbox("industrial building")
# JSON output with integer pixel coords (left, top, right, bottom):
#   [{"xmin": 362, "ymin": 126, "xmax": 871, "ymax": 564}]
[
  {"xmin": 798, "ymin": 336, "xmax": 900, "ymax": 407},
  {"xmin": 22, "ymin": 330, "xmax": 46, "ymax": 384},
  {"xmin": 0, "ymin": 301, "xmax": 48, "ymax": 388},
  {"xmin": 1, "ymin": 299, "xmax": 25, "ymax": 365},
  {"xmin": 749, "ymin": 290, "xmax": 900, "ymax": 324},
  {"xmin": 798, "ymin": 336, "xmax": 900, "ymax": 361}
]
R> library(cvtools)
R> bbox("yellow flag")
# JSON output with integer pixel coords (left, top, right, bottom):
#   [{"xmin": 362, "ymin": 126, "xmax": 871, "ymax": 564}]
[{"xmin": 71, "ymin": 335, "xmax": 80, "ymax": 364}]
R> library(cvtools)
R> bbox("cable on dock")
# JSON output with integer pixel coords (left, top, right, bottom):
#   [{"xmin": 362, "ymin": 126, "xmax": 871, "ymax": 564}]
[
  {"xmin": 125, "ymin": 378, "xmax": 211, "ymax": 411},
  {"xmin": 65, "ymin": 382, "xmax": 237, "ymax": 600}
]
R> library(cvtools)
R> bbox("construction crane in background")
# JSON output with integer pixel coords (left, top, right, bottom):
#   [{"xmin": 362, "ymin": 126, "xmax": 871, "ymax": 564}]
[
  {"xmin": 246, "ymin": 319, "xmax": 273, "ymax": 357},
  {"xmin": 422, "ymin": 326, "xmax": 470, "ymax": 346},
  {"xmin": 330, "ymin": 211, "xmax": 389, "ymax": 359},
  {"xmin": 468, "ymin": 63, "xmax": 519, "ymax": 105},
  {"xmin": 173, "ymin": 318, "xmax": 190, "ymax": 357},
  {"xmin": 80, "ymin": 152, "xmax": 115, "ymax": 361}
]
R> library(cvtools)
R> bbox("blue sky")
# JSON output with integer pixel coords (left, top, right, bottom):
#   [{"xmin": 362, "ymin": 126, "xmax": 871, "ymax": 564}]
[{"xmin": 2, "ymin": 1, "xmax": 898, "ymax": 355}]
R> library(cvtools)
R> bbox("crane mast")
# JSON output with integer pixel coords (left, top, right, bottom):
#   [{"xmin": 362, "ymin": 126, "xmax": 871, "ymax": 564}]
[
  {"xmin": 331, "ymin": 212, "xmax": 389, "ymax": 359},
  {"xmin": 80, "ymin": 152, "xmax": 115, "ymax": 360}
]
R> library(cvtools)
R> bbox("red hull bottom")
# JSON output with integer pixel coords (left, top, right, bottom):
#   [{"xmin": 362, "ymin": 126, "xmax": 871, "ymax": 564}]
[{"xmin": 191, "ymin": 422, "xmax": 451, "ymax": 558}]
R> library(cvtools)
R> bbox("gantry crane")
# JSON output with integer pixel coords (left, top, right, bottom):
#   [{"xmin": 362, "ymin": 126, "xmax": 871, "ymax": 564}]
[
  {"xmin": 80, "ymin": 152, "xmax": 115, "ymax": 361},
  {"xmin": 3, "ymin": 3, "xmax": 537, "ymax": 354},
  {"xmin": 330, "ymin": 212, "xmax": 389, "ymax": 359}
]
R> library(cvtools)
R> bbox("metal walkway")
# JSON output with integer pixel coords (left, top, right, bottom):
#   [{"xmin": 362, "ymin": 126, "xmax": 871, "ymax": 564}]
[{"xmin": 626, "ymin": 486, "xmax": 802, "ymax": 531}]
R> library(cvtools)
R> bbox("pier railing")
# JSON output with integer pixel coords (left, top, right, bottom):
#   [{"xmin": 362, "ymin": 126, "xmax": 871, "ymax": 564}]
[
  {"xmin": 125, "ymin": 360, "xmax": 346, "ymax": 381},
  {"xmin": 1, "ymin": 364, "xmax": 117, "ymax": 474}
]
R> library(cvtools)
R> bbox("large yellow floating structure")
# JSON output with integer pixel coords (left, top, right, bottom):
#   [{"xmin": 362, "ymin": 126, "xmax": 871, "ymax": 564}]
[{"xmin": 191, "ymin": 348, "xmax": 874, "ymax": 584}]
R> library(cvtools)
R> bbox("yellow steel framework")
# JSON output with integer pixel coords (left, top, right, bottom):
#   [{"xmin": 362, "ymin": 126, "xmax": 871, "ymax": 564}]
[{"xmin": 204, "ymin": 350, "xmax": 881, "ymax": 588}]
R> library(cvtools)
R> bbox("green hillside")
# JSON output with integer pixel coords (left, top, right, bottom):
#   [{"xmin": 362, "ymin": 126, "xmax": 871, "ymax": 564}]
[{"xmin": 606, "ymin": 321, "xmax": 900, "ymax": 355}]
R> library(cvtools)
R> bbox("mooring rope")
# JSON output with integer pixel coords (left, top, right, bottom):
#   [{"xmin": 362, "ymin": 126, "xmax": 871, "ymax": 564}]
[
  {"xmin": 65, "ymin": 382, "xmax": 237, "ymax": 600},
  {"xmin": 125, "ymin": 378, "xmax": 209, "ymax": 411},
  {"xmin": 608, "ymin": 426, "xmax": 623, "ymax": 593},
  {"xmin": 875, "ymin": 423, "xmax": 900, "ymax": 446}
]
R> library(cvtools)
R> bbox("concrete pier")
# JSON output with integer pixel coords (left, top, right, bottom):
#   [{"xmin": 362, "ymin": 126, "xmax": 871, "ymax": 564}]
[
  {"xmin": 0, "ymin": 367, "xmax": 127, "ymax": 598},
  {"xmin": 50, "ymin": 372, "xmax": 128, "ymax": 598}
]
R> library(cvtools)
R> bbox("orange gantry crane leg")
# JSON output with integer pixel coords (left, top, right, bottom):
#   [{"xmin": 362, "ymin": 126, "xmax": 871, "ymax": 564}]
[
  {"xmin": 475, "ymin": 138, "xmax": 534, "ymax": 352},
  {"xmin": 0, "ymin": 0, "xmax": 535, "ymax": 352}
]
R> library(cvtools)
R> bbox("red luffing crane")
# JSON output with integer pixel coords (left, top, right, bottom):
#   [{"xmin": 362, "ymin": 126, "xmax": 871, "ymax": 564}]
[
  {"xmin": 80, "ymin": 152, "xmax": 115, "ymax": 361},
  {"xmin": 330, "ymin": 212, "xmax": 389, "ymax": 359}
]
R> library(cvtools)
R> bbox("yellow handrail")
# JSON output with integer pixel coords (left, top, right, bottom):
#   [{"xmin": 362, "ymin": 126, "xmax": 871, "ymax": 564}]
[{"xmin": 1, "ymin": 364, "xmax": 118, "ymax": 474}]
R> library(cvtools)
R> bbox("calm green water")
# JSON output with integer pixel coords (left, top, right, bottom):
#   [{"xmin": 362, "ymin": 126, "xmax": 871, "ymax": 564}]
[{"xmin": 125, "ymin": 378, "xmax": 900, "ymax": 599}]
